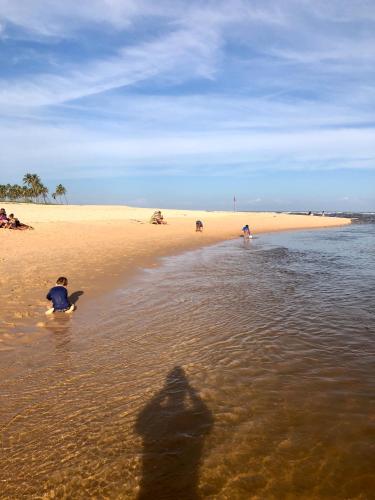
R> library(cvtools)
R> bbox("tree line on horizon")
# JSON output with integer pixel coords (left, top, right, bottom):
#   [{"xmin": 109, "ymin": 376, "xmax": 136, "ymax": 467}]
[{"xmin": 0, "ymin": 173, "xmax": 67, "ymax": 204}]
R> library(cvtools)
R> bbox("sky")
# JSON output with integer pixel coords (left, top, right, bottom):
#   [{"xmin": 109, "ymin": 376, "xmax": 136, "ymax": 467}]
[{"xmin": 0, "ymin": 0, "xmax": 374, "ymax": 211}]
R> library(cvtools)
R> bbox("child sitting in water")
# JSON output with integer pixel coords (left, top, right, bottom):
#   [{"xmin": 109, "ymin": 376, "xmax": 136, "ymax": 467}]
[{"xmin": 46, "ymin": 277, "xmax": 75, "ymax": 315}]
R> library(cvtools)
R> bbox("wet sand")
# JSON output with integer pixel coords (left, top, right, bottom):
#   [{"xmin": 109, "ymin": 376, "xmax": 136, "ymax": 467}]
[{"xmin": 0, "ymin": 203, "xmax": 350, "ymax": 349}]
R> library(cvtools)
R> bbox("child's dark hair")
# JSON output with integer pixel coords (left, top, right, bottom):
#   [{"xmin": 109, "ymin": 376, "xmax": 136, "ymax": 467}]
[{"xmin": 56, "ymin": 276, "xmax": 68, "ymax": 286}]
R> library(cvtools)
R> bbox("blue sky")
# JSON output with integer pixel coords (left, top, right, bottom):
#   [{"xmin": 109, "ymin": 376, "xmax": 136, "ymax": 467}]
[{"xmin": 0, "ymin": 0, "xmax": 374, "ymax": 210}]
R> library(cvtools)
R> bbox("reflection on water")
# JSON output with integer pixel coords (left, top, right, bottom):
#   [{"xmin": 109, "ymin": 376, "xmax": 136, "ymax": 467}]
[{"xmin": 1, "ymin": 223, "xmax": 374, "ymax": 498}]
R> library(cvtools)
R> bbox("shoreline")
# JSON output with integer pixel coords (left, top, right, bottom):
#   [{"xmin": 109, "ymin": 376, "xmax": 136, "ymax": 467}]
[{"xmin": 0, "ymin": 203, "xmax": 351, "ymax": 350}]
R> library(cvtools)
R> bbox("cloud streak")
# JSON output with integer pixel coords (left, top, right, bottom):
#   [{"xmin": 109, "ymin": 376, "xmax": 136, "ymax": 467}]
[
  {"xmin": 1, "ymin": 116, "xmax": 374, "ymax": 179},
  {"xmin": 0, "ymin": 27, "xmax": 221, "ymax": 106}
]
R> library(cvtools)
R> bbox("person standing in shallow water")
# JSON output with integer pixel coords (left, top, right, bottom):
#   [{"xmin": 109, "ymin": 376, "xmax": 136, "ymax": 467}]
[
  {"xmin": 242, "ymin": 224, "xmax": 251, "ymax": 239},
  {"xmin": 135, "ymin": 366, "xmax": 213, "ymax": 499}
]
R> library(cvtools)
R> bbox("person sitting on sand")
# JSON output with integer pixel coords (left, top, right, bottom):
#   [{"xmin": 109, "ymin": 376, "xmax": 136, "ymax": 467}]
[
  {"xmin": 150, "ymin": 210, "xmax": 167, "ymax": 224},
  {"xmin": 0, "ymin": 208, "xmax": 8, "ymax": 228},
  {"xmin": 196, "ymin": 220, "xmax": 203, "ymax": 232},
  {"xmin": 46, "ymin": 277, "xmax": 75, "ymax": 315},
  {"xmin": 242, "ymin": 224, "xmax": 252, "ymax": 239},
  {"xmin": 4, "ymin": 213, "xmax": 20, "ymax": 229},
  {"xmin": 4, "ymin": 213, "xmax": 33, "ymax": 230}
]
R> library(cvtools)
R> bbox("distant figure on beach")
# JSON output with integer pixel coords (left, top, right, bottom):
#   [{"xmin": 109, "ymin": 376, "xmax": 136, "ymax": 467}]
[
  {"xmin": 196, "ymin": 220, "xmax": 203, "ymax": 232},
  {"xmin": 308, "ymin": 211, "xmax": 313, "ymax": 216},
  {"xmin": 46, "ymin": 277, "xmax": 75, "ymax": 315},
  {"xmin": 150, "ymin": 210, "xmax": 167, "ymax": 225},
  {"xmin": 322, "ymin": 211, "xmax": 325, "ymax": 217},
  {"xmin": 242, "ymin": 224, "xmax": 252, "ymax": 239}
]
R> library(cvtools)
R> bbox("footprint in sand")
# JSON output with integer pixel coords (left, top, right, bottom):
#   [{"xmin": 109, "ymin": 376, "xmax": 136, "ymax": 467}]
[
  {"xmin": 14, "ymin": 311, "xmax": 34, "ymax": 319},
  {"xmin": 3, "ymin": 322, "xmax": 16, "ymax": 328}
]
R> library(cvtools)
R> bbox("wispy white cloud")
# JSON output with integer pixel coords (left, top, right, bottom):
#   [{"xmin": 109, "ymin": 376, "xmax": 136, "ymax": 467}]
[
  {"xmin": 0, "ymin": 0, "xmax": 146, "ymax": 36},
  {"xmin": 1, "ymin": 116, "xmax": 374, "ymax": 179},
  {"xmin": 0, "ymin": 27, "xmax": 221, "ymax": 106},
  {"xmin": 0, "ymin": 0, "xmax": 287, "ymax": 38},
  {"xmin": 300, "ymin": 0, "xmax": 375, "ymax": 23},
  {"xmin": 0, "ymin": 1, "xmax": 289, "ymax": 107}
]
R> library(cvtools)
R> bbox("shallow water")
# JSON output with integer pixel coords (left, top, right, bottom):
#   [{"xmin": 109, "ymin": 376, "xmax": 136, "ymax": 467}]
[{"xmin": 1, "ymin": 224, "xmax": 374, "ymax": 498}]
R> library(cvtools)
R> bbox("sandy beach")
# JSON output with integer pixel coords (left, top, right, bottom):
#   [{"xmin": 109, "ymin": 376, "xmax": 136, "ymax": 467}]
[{"xmin": 0, "ymin": 203, "xmax": 350, "ymax": 348}]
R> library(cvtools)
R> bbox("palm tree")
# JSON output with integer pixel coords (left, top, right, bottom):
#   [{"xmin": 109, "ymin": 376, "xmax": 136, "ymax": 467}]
[
  {"xmin": 39, "ymin": 184, "xmax": 49, "ymax": 204},
  {"xmin": 8, "ymin": 184, "xmax": 23, "ymax": 200},
  {"xmin": 23, "ymin": 173, "xmax": 42, "ymax": 202},
  {"xmin": 1, "ymin": 174, "xmax": 67, "ymax": 204},
  {"xmin": 0, "ymin": 184, "xmax": 7, "ymax": 201},
  {"xmin": 22, "ymin": 185, "xmax": 32, "ymax": 202},
  {"xmin": 55, "ymin": 184, "xmax": 67, "ymax": 204}
]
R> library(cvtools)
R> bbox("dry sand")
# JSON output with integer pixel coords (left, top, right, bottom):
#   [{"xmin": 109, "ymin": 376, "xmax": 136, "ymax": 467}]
[{"xmin": 0, "ymin": 203, "xmax": 350, "ymax": 349}]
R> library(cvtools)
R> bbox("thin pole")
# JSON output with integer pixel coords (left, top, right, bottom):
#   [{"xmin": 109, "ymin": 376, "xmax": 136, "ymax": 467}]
[{"xmin": 233, "ymin": 195, "xmax": 236, "ymax": 212}]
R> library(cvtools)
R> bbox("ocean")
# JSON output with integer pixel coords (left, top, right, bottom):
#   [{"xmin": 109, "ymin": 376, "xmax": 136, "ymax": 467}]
[{"xmin": 2, "ymin": 217, "xmax": 374, "ymax": 498}]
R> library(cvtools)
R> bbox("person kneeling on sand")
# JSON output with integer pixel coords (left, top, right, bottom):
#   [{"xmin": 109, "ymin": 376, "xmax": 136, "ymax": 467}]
[
  {"xmin": 150, "ymin": 210, "xmax": 167, "ymax": 224},
  {"xmin": 196, "ymin": 220, "xmax": 203, "ymax": 232},
  {"xmin": 46, "ymin": 277, "xmax": 75, "ymax": 315}
]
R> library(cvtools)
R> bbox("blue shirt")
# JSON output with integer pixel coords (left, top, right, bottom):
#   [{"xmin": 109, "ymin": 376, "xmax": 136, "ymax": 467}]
[{"xmin": 46, "ymin": 286, "xmax": 70, "ymax": 311}]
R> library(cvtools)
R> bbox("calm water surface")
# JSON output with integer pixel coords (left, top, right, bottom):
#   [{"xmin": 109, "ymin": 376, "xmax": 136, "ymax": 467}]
[{"xmin": 1, "ymin": 223, "xmax": 374, "ymax": 498}]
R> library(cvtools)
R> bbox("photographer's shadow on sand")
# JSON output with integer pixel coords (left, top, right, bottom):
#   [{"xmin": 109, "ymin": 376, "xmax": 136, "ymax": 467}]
[{"xmin": 135, "ymin": 366, "xmax": 214, "ymax": 500}]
